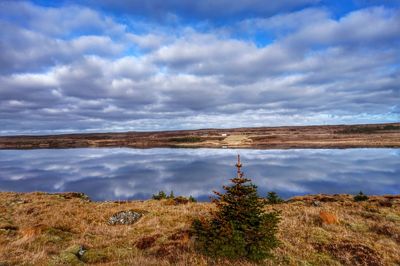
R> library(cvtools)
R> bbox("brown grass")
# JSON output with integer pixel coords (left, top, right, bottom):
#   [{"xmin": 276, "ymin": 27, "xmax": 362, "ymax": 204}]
[
  {"xmin": 0, "ymin": 192, "xmax": 399, "ymax": 265},
  {"xmin": 1, "ymin": 122, "xmax": 399, "ymax": 149}
]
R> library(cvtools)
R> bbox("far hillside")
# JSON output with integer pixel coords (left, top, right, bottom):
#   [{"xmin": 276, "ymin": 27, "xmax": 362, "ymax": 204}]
[{"xmin": 0, "ymin": 123, "xmax": 399, "ymax": 149}]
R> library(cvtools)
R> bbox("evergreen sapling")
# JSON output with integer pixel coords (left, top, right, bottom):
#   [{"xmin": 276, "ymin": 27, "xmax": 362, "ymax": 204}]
[{"xmin": 192, "ymin": 155, "xmax": 280, "ymax": 261}]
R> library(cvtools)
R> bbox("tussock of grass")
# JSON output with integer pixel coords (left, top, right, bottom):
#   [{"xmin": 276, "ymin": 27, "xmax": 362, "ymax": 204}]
[{"xmin": 0, "ymin": 192, "xmax": 399, "ymax": 265}]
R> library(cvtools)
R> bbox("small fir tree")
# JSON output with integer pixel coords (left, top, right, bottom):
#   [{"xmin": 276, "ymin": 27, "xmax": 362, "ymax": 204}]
[
  {"xmin": 168, "ymin": 191, "xmax": 175, "ymax": 199},
  {"xmin": 266, "ymin": 191, "xmax": 284, "ymax": 204},
  {"xmin": 192, "ymin": 155, "xmax": 280, "ymax": 261},
  {"xmin": 152, "ymin": 191, "xmax": 167, "ymax": 200}
]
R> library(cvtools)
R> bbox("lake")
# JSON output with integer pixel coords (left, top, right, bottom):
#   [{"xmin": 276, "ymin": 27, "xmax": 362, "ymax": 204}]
[{"xmin": 0, "ymin": 148, "xmax": 398, "ymax": 201}]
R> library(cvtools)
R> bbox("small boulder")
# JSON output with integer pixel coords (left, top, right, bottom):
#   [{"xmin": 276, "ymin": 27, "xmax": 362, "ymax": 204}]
[
  {"xmin": 108, "ymin": 210, "xmax": 142, "ymax": 225},
  {"xmin": 65, "ymin": 245, "xmax": 86, "ymax": 258},
  {"xmin": 312, "ymin": 200, "xmax": 322, "ymax": 207},
  {"xmin": 319, "ymin": 211, "xmax": 339, "ymax": 225}
]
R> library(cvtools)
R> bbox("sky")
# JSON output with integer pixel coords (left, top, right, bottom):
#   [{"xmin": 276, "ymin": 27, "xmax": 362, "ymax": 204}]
[{"xmin": 0, "ymin": 0, "xmax": 399, "ymax": 135}]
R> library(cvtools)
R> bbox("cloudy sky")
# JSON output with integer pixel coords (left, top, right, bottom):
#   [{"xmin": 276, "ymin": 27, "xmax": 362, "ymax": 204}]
[{"xmin": 0, "ymin": 0, "xmax": 399, "ymax": 135}]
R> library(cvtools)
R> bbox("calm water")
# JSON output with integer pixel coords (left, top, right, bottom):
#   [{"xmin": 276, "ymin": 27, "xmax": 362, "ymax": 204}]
[{"xmin": 0, "ymin": 148, "xmax": 398, "ymax": 201}]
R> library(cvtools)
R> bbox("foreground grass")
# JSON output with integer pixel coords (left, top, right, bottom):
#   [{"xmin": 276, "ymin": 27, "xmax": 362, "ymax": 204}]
[{"xmin": 0, "ymin": 192, "xmax": 399, "ymax": 265}]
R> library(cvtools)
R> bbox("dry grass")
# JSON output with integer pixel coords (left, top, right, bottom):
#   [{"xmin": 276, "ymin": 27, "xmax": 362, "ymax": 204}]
[
  {"xmin": 1, "ymin": 123, "xmax": 399, "ymax": 149},
  {"xmin": 222, "ymin": 135, "xmax": 253, "ymax": 146},
  {"xmin": 0, "ymin": 192, "xmax": 399, "ymax": 265}
]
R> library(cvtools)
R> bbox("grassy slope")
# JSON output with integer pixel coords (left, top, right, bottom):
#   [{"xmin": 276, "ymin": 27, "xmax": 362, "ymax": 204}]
[{"xmin": 0, "ymin": 192, "xmax": 399, "ymax": 265}]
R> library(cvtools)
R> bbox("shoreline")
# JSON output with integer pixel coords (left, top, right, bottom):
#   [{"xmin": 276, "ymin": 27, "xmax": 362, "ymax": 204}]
[{"xmin": 1, "ymin": 122, "xmax": 399, "ymax": 150}]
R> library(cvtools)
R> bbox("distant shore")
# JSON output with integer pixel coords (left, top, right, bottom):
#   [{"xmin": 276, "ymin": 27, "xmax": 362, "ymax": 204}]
[
  {"xmin": 0, "ymin": 192, "xmax": 399, "ymax": 265},
  {"xmin": 0, "ymin": 122, "xmax": 399, "ymax": 149}
]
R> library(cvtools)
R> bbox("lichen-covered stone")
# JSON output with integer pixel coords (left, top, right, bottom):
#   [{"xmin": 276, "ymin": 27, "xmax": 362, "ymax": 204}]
[
  {"xmin": 55, "ymin": 252, "xmax": 83, "ymax": 265},
  {"xmin": 108, "ymin": 210, "xmax": 142, "ymax": 225},
  {"xmin": 51, "ymin": 245, "xmax": 86, "ymax": 266}
]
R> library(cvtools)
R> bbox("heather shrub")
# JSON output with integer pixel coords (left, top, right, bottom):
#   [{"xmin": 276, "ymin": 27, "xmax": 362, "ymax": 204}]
[
  {"xmin": 174, "ymin": 196, "xmax": 197, "ymax": 205},
  {"xmin": 192, "ymin": 155, "xmax": 280, "ymax": 261},
  {"xmin": 354, "ymin": 191, "xmax": 368, "ymax": 202}
]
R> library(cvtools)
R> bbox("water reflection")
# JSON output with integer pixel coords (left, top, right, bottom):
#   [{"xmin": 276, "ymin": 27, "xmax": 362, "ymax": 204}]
[{"xmin": 0, "ymin": 148, "xmax": 398, "ymax": 201}]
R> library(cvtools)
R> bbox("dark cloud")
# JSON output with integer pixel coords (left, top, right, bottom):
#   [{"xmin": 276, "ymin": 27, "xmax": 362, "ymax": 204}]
[{"xmin": 0, "ymin": 1, "xmax": 399, "ymax": 134}]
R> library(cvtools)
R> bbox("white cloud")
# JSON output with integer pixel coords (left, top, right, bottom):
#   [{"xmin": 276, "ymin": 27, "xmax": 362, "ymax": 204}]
[{"xmin": 0, "ymin": 2, "xmax": 399, "ymax": 134}]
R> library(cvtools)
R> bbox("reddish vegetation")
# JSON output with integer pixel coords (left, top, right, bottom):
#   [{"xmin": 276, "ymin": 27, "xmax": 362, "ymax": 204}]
[
  {"xmin": 135, "ymin": 234, "xmax": 161, "ymax": 250},
  {"xmin": 319, "ymin": 211, "xmax": 339, "ymax": 225},
  {"xmin": 0, "ymin": 122, "xmax": 399, "ymax": 149}
]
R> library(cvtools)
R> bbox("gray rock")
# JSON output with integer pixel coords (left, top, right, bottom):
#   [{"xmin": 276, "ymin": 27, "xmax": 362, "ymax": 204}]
[
  {"xmin": 78, "ymin": 246, "xmax": 86, "ymax": 257},
  {"xmin": 312, "ymin": 200, "xmax": 322, "ymax": 207},
  {"xmin": 108, "ymin": 210, "xmax": 142, "ymax": 225}
]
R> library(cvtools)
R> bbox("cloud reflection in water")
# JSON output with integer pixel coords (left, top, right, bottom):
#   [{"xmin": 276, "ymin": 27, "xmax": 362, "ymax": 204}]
[{"xmin": 0, "ymin": 148, "xmax": 398, "ymax": 201}]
